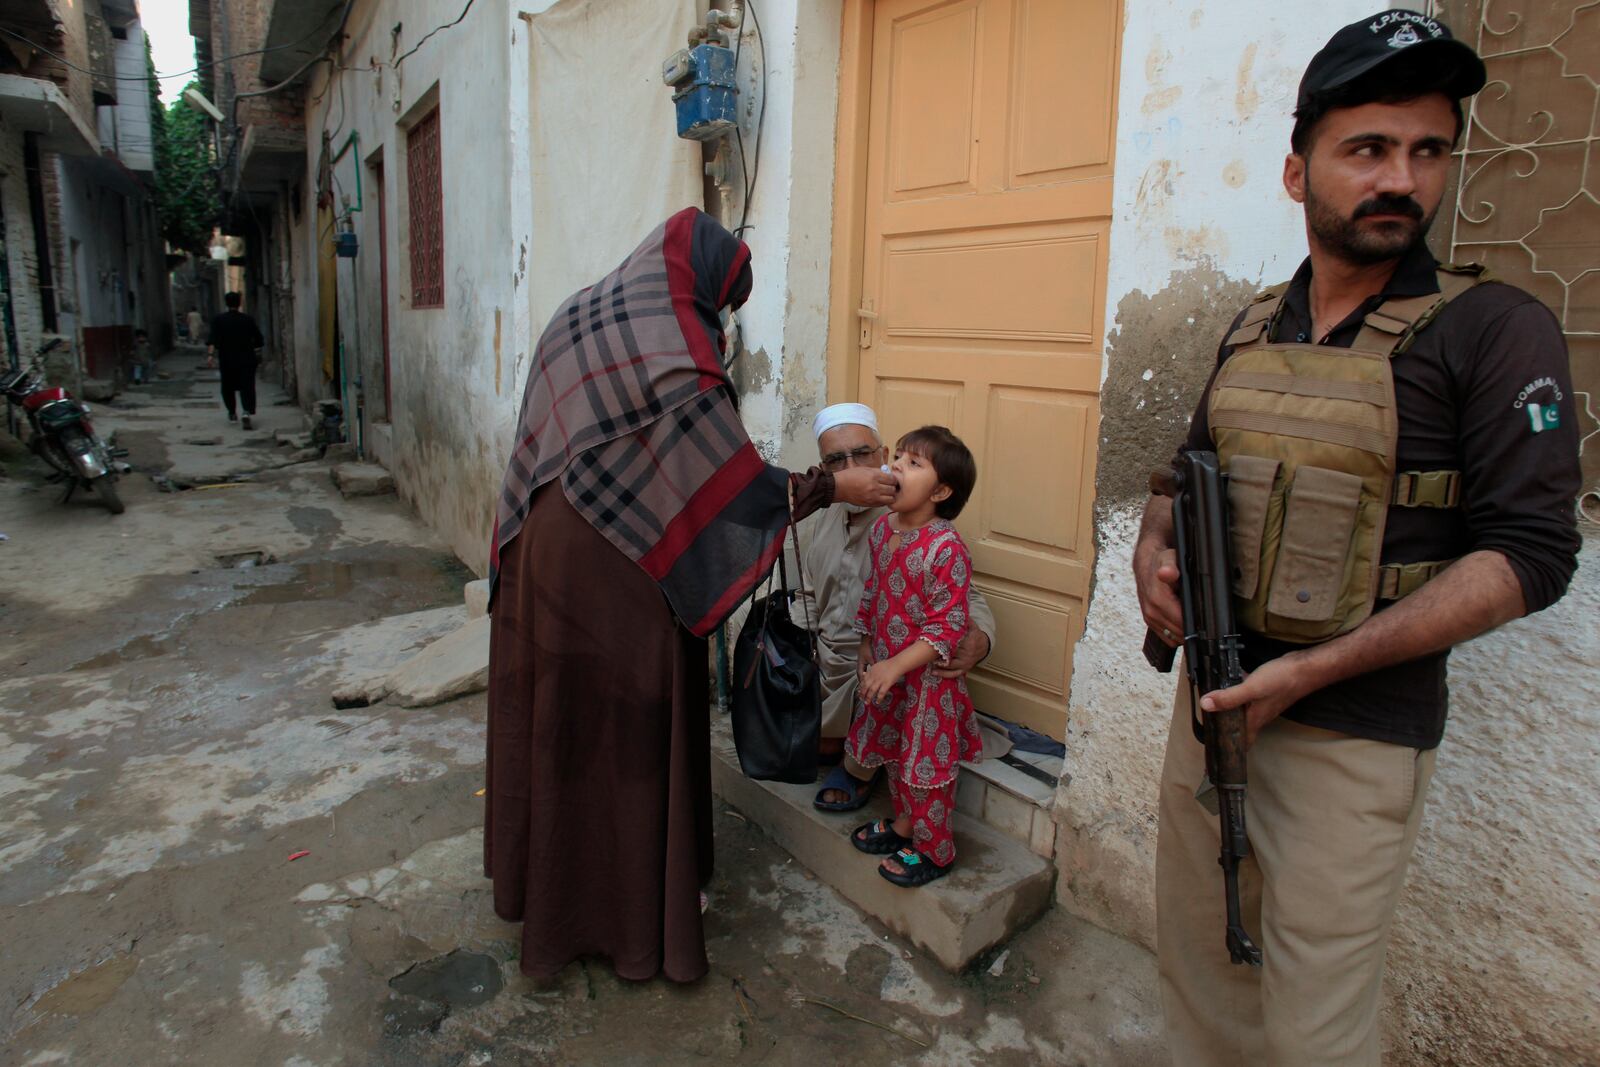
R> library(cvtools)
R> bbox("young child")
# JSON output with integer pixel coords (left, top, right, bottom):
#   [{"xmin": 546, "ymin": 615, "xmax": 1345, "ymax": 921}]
[
  {"xmin": 131, "ymin": 329, "xmax": 152, "ymax": 384},
  {"xmin": 845, "ymin": 425, "xmax": 982, "ymax": 887}
]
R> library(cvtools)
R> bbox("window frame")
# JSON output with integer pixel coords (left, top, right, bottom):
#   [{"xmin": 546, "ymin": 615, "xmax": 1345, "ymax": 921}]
[{"xmin": 405, "ymin": 105, "xmax": 444, "ymax": 310}]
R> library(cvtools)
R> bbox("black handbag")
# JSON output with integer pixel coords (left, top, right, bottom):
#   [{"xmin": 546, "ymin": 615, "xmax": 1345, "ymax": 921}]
[{"xmin": 731, "ymin": 517, "xmax": 821, "ymax": 784}]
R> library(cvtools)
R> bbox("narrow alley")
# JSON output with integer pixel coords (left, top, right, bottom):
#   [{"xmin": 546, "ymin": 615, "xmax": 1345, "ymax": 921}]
[{"xmin": 0, "ymin": 352, "xmax": 1164, "ymax": 1064}]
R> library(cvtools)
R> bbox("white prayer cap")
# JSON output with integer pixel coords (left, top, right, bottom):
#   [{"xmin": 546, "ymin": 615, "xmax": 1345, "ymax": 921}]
[{"xmin": 813, "ymin": 402, "xmax": 880, "ymax": 440}]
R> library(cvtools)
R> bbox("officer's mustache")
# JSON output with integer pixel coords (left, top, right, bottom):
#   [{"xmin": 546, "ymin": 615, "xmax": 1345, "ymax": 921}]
[{"xmin": 1352, "ymin": 195, "xmax": 1425, "ymax": 222}]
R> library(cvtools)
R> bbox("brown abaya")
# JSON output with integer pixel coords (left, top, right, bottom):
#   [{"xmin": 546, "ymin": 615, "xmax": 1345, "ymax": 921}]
[{"xmin": 485, "ymin": 473, "xmax": 831, "ymax": 982}]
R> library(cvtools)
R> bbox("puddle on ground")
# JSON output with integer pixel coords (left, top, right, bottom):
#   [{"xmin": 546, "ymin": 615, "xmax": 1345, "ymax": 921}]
[
  {"xmin": 388, "ymin": 950, "xmax": 504, "ymax": 1015},
  {"xmin": 232, "ymin": 548, "xmax": 473, "ymax": 609},
  {"xmin": 30, "ymin": 954, "xmax": 140, "ymax": 1017},
  {"xmin": 73, "ymin": 632, "xmax": 180, "ymax": 670},
  {"xmin": 287, "ymin": 506, "xmax": 342, "ymax": 544}
]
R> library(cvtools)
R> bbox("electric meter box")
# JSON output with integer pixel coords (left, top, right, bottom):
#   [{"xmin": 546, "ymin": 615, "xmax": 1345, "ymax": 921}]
[{"xmin": 662, "ymin": 43, "xmax": 738, "ymax": 141}]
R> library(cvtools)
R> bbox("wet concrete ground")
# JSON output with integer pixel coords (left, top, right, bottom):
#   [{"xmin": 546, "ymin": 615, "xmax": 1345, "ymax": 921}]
[{"xmin": 1, "ymin": 353, "xmax": 1165, "ymax": 1065}]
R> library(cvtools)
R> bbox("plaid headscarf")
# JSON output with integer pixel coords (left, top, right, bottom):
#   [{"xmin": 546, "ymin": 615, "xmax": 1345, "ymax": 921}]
[{"xmin": 490, "ymin": 207, "xmax": 790, "ymax": 636}]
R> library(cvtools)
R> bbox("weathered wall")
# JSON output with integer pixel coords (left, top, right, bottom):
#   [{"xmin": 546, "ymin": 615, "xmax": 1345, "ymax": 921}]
[
  {"xmin": 1055, "ymin": 4, "xmax": 1599, "ymax": 1064},
  {"xmin": 725, "ymin": 0, "xmax": 846, "ymax": 472},
  {"xmin": 53, "ymin": 158, "xmax": 131, "ymax": 329},
  {"xmin": 0, "ymin": 120, "xmax": 46, "ymax": 363},
  {"xmin": 108, "ymin": 21, "xmax": 153, "ymax": 173},
  {"xmin": 289, "ymin": 0, "xmax": 513, "ymax": 571}
]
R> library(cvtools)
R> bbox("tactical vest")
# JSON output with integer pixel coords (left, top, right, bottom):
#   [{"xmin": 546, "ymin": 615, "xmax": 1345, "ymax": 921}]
[{"xmin": 1208, "ymin": 264, "xmax": 1484, "ymax": 644}]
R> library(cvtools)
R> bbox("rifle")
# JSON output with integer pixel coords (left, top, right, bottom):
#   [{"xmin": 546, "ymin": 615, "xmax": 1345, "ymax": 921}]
[{"xmin": 1144, "ymin": 450, "xmax": 1264, "ymax": 967}]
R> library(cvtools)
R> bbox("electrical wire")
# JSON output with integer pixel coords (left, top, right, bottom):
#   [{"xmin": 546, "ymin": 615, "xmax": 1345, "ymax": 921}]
[
  {"xmin": 733, "ymin": 0, "xmax": 767, "ymax": 238},
  {"xmin": 0, "ymin": 6, "xmax": 345, "ymax": 85},
  {"xmin": 392, "ymin": 0, "xmax": 475, "ymax": 69},
  {"xmin": 233, "ymin": 0, "xmax": 356, "ymax": 108}
]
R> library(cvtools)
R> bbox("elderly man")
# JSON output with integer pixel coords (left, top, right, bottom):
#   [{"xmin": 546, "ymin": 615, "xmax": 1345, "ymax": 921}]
[{"xmin": 796, "ymin": 403, "xmax": 997, "ymax": 810}]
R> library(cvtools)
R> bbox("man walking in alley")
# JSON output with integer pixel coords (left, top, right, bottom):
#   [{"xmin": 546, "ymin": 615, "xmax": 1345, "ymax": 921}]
[
  {"xmin": 1133, "ymin": 10, "xmax": 1580, "ymax": 1065},
  {"xmin": 207, "ymin": 292, "xmax": 264, "ymax": 430}
]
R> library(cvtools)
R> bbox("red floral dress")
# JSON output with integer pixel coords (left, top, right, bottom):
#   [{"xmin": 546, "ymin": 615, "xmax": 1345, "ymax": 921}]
[{"xmin": 845, "ymin": 516, "xmax": 983, "ymax": 790}]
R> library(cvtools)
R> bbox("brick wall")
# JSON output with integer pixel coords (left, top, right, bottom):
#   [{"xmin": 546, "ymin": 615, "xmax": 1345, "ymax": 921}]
[
  {"xmin": 29, "ymin": 0, "xmax": 98, "ymax": 138},
  {"xmin": 40, "ymin": 150, "xmax": 67, "ymax": 315},
  {"xmin": 205, "ymin": 0, "xmax": 306, "ymax": 132}
]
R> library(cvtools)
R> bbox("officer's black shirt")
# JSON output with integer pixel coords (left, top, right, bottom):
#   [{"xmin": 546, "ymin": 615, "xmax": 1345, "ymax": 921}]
[{"xmin": 1182, "ymin": 242, "xmax": 1581, "ymax": 749}]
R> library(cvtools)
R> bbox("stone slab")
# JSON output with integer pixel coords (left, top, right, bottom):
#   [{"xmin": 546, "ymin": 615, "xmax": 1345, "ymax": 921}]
[
  {"xmin": 709, "ymin": 719, "xmax": 1054, "ymax": 972},
  {"xmin": 463, "ymin": 579, "xmax": 489, "ymax": 619},
  {"xmin": 331, "ymin": 462, "xmax": 395, "ymax": 497},
  {"xmin": 382, "ymin": 614, "xmax": 490, "ymax": 708}
]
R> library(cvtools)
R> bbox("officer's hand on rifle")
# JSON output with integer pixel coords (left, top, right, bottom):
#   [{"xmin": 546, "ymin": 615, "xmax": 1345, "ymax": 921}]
[
  {"xmin": 1135, "ymin": 543, "xmax": 1185, "ymax": 648},
  {"xmin": 1199, "ymin": 652, "xmax": 1318, "ymax": 746}
]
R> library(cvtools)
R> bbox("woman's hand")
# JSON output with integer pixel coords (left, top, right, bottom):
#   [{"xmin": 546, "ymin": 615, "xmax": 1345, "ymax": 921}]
[
  {"xmin": 860, "ymin": 659, "xmax": 904, "ymax": 706},
  {"xmin": 832, "ymin": 466, "xmax": 897, "ymax": 508},
  {"xmin": 857, "ymin": 638, "xmax": 873, "ymax": 684}
]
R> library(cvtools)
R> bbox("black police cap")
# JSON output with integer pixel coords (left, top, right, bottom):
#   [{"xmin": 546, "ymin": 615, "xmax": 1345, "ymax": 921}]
[{"xmin": 1298, "ymin": 10, "xmax": 1487, "ymax": 111}]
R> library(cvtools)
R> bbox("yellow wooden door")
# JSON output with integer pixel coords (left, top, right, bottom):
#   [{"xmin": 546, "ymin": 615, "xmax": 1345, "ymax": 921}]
[{"xmin": 854, "ymin": 0, "xmax": 1120, "ymax": 737}]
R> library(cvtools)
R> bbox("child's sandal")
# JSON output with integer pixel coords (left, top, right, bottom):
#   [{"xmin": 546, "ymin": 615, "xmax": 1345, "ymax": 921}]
[
  {"xmin": 878, "ymin": 847, "xmax": 951, "ymax": 888},
  {"xmin": 850, "ymin": 819, "xmax": 911, "ymax": 855}
]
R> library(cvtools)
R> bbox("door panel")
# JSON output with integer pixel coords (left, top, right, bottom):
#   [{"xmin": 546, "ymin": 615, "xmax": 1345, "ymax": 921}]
[
  {"xmin": 887, "ymin": 0, "xmax": 983, "ymax": 198},
  {"xmin": 1009, "ymin": 0, "xmax": 1118, "ymax": 184},
  {"xmin": 855, "ymin": 0, "xmax": 1120, "ymax": 737}
]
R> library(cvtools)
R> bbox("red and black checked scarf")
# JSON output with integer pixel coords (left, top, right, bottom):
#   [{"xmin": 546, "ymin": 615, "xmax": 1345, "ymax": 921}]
[{"xmin": 490, "ymin": 207, "xmax": 790, "ymax": 637}]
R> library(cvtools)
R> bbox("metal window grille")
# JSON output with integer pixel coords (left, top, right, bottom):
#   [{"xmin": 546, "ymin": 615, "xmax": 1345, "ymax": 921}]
[
  {"xmin": 1433, "ymin": 1, "xmax": 1600, "ymax": 504},
  {"xmin": 407, "ymin": 107, "xmax": 444, "ymax": 309}
]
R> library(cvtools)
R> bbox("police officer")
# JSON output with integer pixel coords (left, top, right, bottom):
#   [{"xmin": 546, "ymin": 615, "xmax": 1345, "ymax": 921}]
[{"xmin": 1132, "ymin": 11, "xmax": 1581, "ymax": 1065}]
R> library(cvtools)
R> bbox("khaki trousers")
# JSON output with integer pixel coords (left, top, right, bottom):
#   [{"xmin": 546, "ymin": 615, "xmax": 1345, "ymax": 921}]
[{"xmin": 1156, "ymin": 678, "xmax": 1435, "ymax": 1067}]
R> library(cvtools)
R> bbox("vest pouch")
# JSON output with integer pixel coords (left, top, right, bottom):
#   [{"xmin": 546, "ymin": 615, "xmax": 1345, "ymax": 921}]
[
  {"xmin": 1224, "ymin": 455, "xmax": 1282, "ymax": 599},
  {"xmin": 1266, "ymin": 465, "xmax": 1364, "ymax": 628}
]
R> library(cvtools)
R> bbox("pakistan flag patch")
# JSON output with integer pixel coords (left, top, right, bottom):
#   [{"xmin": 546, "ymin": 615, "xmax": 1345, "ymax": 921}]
[{"xmin": 1526, "ymin": 403, "xmax": 1560, "ymax": 433}]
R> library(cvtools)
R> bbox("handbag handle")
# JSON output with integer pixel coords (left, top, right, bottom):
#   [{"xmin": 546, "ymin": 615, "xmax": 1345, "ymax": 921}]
[{"xmin": 785, "ymin": 488, "xmax": 821, "ymax": 666}]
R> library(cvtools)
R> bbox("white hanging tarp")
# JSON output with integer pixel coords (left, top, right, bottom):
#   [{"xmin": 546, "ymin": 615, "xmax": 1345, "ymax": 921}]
[{"xmin": 526, "ymin": 0, "xmax": 705, "ymax": 332}]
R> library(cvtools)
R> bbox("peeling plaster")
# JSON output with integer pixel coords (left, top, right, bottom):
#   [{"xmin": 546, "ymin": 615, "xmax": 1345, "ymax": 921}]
[{"xmin": 1094, "ymin": 265, "xmax": 1260, "ymax": 512}]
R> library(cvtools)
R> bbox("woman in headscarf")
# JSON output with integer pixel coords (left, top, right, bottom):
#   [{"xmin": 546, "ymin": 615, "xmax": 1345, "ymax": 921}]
[{"xmin": 484, "ymin": 208, "xmax": 894, "ymax": 983}]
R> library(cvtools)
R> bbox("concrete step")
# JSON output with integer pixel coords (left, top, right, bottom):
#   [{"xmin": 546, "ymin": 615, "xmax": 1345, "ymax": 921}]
[
  {"xmin": 709, "ymin": 717, "xmax": 1054, "ymax": 972},
  {"xmin": 958, "ymin": 750, "xmax": 1062, "ymax": 859}
]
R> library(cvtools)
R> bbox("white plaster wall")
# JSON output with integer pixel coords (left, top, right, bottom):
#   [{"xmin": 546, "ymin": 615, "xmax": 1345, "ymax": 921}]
[
  {"xmin": 498, "ymin": 0, "xmax": 841, "ymax": 495},
  {"xmin": 295, "ymin": 0, "xmax": 514, "ymax": 570},
  {"xmin": 53, "ymin": 160, "xmax": 135, "ymax": 330},
  {"xmin": 279, "ymin": 0, "xmax": 847, "ymax": 572},
  {"xmin": 724, "ymin": 0, "xmax": 844, "ymax": 471},
  {"xmin": 111, "ymin": 23, "xmax": 154, "ymax": 173},
  {"xmin": 1060, "ymin": 3, "xmax": 1600, "ymax": 1062}
]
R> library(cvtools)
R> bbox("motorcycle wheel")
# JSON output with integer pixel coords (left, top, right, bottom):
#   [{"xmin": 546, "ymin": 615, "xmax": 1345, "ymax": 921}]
[{"xmin": 92, "ymin": 476, "xmax": 125, "ymax": 514}]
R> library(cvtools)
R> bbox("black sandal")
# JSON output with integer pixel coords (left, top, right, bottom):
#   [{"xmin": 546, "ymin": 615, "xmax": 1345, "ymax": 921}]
[
  {"xmin": 815, "ymin": 765, "xmax": 880, "ymax": 812},
  {"xmin": 850, "ymin": 819, "xmax": 911, "ymax": 855},
  {"xmin": 878, "ymin": 847, "xmax": 951, "ymax": 888}
]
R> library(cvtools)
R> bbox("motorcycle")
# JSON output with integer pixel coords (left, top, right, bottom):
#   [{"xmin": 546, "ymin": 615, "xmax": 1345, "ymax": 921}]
[{"xmin": 1, "ymin": 339, "xmax": 126, "ymax": 514}]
